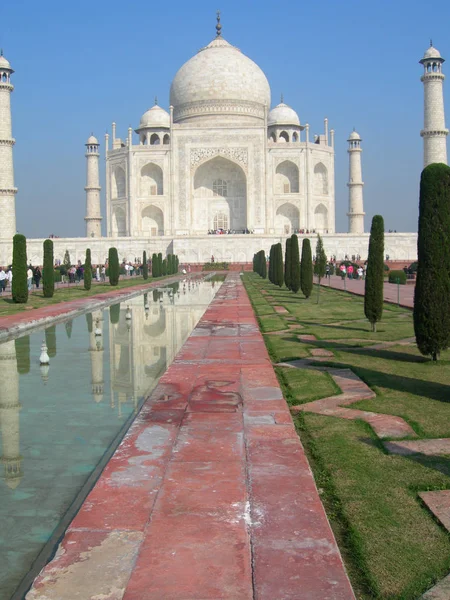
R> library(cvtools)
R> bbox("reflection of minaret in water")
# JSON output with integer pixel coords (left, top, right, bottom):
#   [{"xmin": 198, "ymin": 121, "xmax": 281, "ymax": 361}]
[
  {"xmin": 89, "ymin": 310, "xmax": 104, "ymax": 403},
  {"xmin": 0, "ymin": 340, "xmax": 22, "ymax": 489}
]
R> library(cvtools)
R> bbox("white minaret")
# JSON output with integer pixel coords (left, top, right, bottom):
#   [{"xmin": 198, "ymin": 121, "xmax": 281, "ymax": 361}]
[
  {"xmin": 347, "ymin": 130, "xmax": 365, "ymax": 234},
  {"xmin": 0, "ymin": 51, "xmax": 17, "ymax": 240},
  {"xmin": 85, "ymin": 134, "xmax": 102, "ymax": 237},
  {"xmin": 420, "ymin": 43, "xmax": 448, "ymax": 167},
  {"xmin": 89, "ymin": 310, "xmax": 104, "ymax": 403}
]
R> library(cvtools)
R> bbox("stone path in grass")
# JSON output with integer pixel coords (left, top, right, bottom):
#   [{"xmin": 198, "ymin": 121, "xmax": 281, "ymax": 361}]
[
  {"xmin": 27, "ymin": 274, "xmax": 355, "ymax": 600},
  {"xmin": 278, "ymin": 333, "xmax": 450, "ymax": 598}
]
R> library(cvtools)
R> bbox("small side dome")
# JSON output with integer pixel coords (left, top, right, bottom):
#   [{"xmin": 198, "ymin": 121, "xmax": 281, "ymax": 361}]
[
  {"xmin": 348, "ymin": 130, "xmax": 361, "ymax": 141},
  {"xmin": 0, "ymin": 52, "xmax": 13, "ymax": 71},
  {"xmin": 138, "ymin": 105, "xmax": 170, "ymax": 130},
  {"xmin": 268, "ymin": 102, "xmax": 300, "ymax": 126},
  {"xmin": 86, "ymin": 134, "xmax": 99, "ymax": 145},
  {"xmin": 423, "ymin": 45, "xmax": 442, "ymax": 60}
]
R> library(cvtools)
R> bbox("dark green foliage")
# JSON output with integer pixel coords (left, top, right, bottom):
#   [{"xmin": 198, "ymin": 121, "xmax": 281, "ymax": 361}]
[
  {"xmin": 15, "ymin": 335, "xmax": 30, "ymax": 374},
  {"xmin": 414, "ymin": 164, "xmax": 450, "ymax": 360},
  {"xmin": 253, "ymin": 250, "xmax": 266, "ymax": 278},
  {"xmin": 314, "ymin": 234, "xmax": 327, "ymax": 304},
  {"xmin": 45, "ymin": 325, "xmax": 57, "ymax": 358},
  {"xmin": 110, "ymin": 303, "xmax": 120, "ymax": 325},
  {"xmin": 290, "ymin": 234, "xmax": 300, "ymax": 293},
  {"xmin": 63, "ymin": 249, "xmax": 71, "ymax": 270},
  {"xmin": 108, "ymin": 247, "xmax": 120, "ymax": 286},
  {"xmin": 300, "ymin": 238, "xmax": 313, "ymax": 298},
  {"xmin": 273, "ymin": 243, "xmax": 284, "ymax": 287},
  {"xmin": 167, "ymin": 254, "xmax": 172, "ymax": 275},
  {"xmin": 284, "ymin": 238, "xmax": 292, "ymax": 290},
  {"xmin": 364, "ymin": 215, "xmax": 385, "ymax": 332},
  {"xmin": 84, "ymin": 248, "xmax": 92, "ymax": 290},
  {"xmin": 261, "ymin": 251, "xmax": 267, "ymax": 279},
  {"xmin": 175, "ymin": 255, "xmax": 179, "ymax": 272},
  {"xmin": 269, "ymin": 245, "xmax": 275, "ymax": 284},
  {"xmin": 152, "ymin": 253, "xmax": 158, "ymax": 277},
  {"xmin": 12, "ymin": 234, "xmax": 28, "ymax": 304},
  {"xmin": 158, "ymin": 253, "xmax": 163, "ymax": 276},
  {"xmin": 162, "ymin": 258, "xmax": 167, "ymax": 276},
  {"xmin": 43, "ymin": 239, "xmax": 55, "ymax": 298},
  {"xmin": 143, "ymin": 251, "xmax": 149, "ymax": 279},
  {"xmin": 65, "ymin": 320, "xmax": 73, "ymax": 339},
  {"xmin": 388, "ymin": 270, "xmax": 407, "ymax": 285}
]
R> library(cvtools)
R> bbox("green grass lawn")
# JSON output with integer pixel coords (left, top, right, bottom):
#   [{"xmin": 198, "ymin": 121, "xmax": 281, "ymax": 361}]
[
  {"xmin": 244, "ymin": 272, "xmax": 450, "ymax": 600},
  {"xmin": 0, "ymin": 275, "xmax": 176, "ymax": 317}
]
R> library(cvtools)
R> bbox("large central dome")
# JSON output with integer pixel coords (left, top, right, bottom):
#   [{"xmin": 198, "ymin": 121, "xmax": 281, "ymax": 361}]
[{"xmin": 170, "ymin": 36, "xmax": 271, "ymax": 124}]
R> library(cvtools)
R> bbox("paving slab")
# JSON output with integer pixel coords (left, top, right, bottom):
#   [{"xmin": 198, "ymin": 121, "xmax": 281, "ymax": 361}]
[{"xmin": 27, "ymin": 274, "xmax": 355, "ymax": 600}]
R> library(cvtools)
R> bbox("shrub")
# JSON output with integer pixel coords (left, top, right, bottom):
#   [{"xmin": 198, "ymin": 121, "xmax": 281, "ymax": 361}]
[
  {"xmin": 268, "ymin": 245, "xmax": 274, "ymax": 283},
  {"xmin": 63, "ymin": 249, "xmax": 71, "ymax": 270},
  {"xmin": 290, "ymin": 234, "xmax": 300, "ymax": 293},
  {"xmin": 143, "ymin": 251, "xmax": 148, "ymax": 279},
  {"xmin": 300, "ymin": 238, "xmax": 313, "ymax": 298},
  {"xmin": 12, "ymin": 234, "xmax": 28, "ymax": 303},
  {"xmin": 158, "ymin": 253, "xmax": 163, "ymax": 276},
  {"xmin": 84, "ymin": 248, "xmax": 92, "ymax": 290},
  {"xmin": 162, "ymin": 259, "xmax": 167, "ymax": 276},
  {"xmin": 414, "ymin": 163, "xmax": 450, "ymax": 360},
  {"xmin": 108, "ymin": 247, "xmax": 120, "ymax": 286},
  {"xmin": 43, "ymin": 239, "xmax": 55, "ymax": 298},
  {"xmin": 53, "ymin": 270, "xmax": 62, "ymax": 283},
  {"xmin": 388, "ymin": 270, "xmax": 407, "ymax": 285},
  {"xmin": 203, "ymin": 262, "xmax": 229, "ymax": 271},
  {"xmin": 364, "ymin": 215, "xmax": 385, "ymax": 332}
]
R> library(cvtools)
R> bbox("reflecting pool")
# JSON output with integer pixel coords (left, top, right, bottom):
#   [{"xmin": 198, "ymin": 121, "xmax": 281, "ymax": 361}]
[{"xmin": 0, "ymin": 278, "xmax": 222, "ymax": 599}]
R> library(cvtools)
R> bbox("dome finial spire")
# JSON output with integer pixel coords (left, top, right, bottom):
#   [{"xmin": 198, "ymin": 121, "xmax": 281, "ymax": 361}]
[
  {"xmin": 155, "ymin": 96, "xmax": 158, "ymax": 106},
  {"xmin": 0, "ymin": 49, "xmax": 3, "ymax": 57},
  {"xmin": 216, "ymin": 10, "xmax": 222, "ymax": 37},
  {"xmin": 430, "ymin": 38, "xmax": 433, "ymax": 47},
  {"xmin": 280, "ymin": 93, "xmax": 284, "ymax": 104}
]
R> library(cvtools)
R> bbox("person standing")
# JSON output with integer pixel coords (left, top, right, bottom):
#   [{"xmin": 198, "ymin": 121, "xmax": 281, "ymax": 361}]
[
  {"xmin": 0, "ymin": 267, "xmax": 6, "ymax": 294},
  {"xmin": 6, "ymin": 267, "xmax": 12, "ymax": 289},
  {"xmin": 34, "ymin": 266, "xmax": 42, "ymax": 288},
  {"xmin": 101, "ymin": 265, "xmax": 106, "ymax": 282},
  {"xmin": 96, "ymin": 265, "xmax": 100, "ymax": 281},
  {"xmin": 27, "ymin": 266, "xmax": 33, "ymax": 290}
]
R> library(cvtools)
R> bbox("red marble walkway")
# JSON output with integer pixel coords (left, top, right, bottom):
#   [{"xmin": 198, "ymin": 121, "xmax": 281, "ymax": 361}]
[
  {"xmin": 27, "ymin": 274, "xmax": 355, "ymax": 600},
  {"xmin": 327, "ymin": 275, "xmax": 414, "ymax": 309}
]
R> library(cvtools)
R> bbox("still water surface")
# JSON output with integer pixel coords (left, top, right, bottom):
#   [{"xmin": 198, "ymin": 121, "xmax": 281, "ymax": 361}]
[{"xmin": 0, "ymin": 279, "xmax": 221, "ymax": 599}]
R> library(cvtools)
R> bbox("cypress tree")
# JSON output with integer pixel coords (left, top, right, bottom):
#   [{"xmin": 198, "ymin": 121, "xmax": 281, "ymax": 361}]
[
  {"xmin": 414, "ymin": 164, "xmax": 450, "ymax": 360},
  {"xmin": 108, "ymin": 247, "xmax": 120, "ymax": 286},
  {"xmin": 261, "ymin": 250, "xmax": 267, "ymax": 279},
  {"xmin": 274, "ymin": 243, "xmax": 283, "ymax": 287},
  {"xmin": 84, "ymin": 248, "xmax": 92, "ymax": 291},
  {"xmin": 269, "ymin": 245, "xmax": 274, "ymax": 283},
  {"xmin": 300, "ymin": 238, "xmax": 313, "ymax": 299},
  {"xmin": 364, "ymin": 215, "xmax": 385, "ymax": 332},
  {"xmin": 63, "ymin": 249, "xmax": 71, "ymax": 271},
  {"xmin": 143, "ymin": 251, "xmax": 149, "ymax": 279},
  {"xmin": 162, "ymin": 258, "xmax": 167, "ymax": 276},
  {"xmin": 175, "ymin": 255, "xmax": 179, "ymax": 272},
  {"xmin": 290, "ymin": 234, "xmax": 300, "ymax": 293},
  {"xmin": 284, "ymin": 238, "xmax": 292, "ymax": 290},
  {"xmin": 158, "ymin": 253, "xmax": 163, "ymax": 277},
  {"xmin": 314, "ymin": 234, "xmax": 327, "ymax": 304},
  {"xmin": 152, "ymin": 253, "xmax": 158, "ymax": 277},
  {"xmin": 12, "ymin": 234, "xmax": 28, "ymax": 303},
  {"xmin": 43, "ymin": 239, "xmax": 55, "ymax": 298}
]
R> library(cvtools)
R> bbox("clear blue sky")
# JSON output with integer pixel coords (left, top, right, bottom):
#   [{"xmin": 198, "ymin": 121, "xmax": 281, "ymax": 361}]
[{"xmin": 3, "ymin": 0, "xmax": 450, "ymax": 237}]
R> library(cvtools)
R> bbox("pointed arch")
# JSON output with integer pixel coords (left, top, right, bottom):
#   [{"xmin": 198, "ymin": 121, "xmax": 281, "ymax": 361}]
[
  {"xmin": 141, "ymin": 205, "xmax": 164, "ymax": 235},
  {"xmin": 150, "ymin": 133, "xmax": 160, "ymax": 145},
  {"xmin": 279, "ymin": 131, "xmax": 289, "ymax": 143},
  {"xmin": 275, "ymin": 202, "xmax": 300, "ymax": 235},
  {"xmin": 314, "ymin": 162, "xmax": 328, "ymax": 195},
  {"xmin": 275, "ymin": 160, "xmax": 299, "ymax": 194},
  {"xmin": 314, "ymin": 203, "xmax": 328, "ymax": 231},
  {"xmin": 112, "ymin": 166, "xmax": 126, "ymax": 199},
  {"xmin": 112, "ymin": 206, "xmax": 126, "ymax": 236},
  {"xmin": 193, "ymin": 156, "xmax": 247, "ymax": 232},
  {"xmin": 140, "ymin": 163, "xmax": 163, "ymax": 196}
]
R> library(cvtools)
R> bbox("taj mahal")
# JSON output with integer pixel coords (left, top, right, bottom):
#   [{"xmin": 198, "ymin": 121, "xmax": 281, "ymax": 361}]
[{"xmin": 0, "ymin": 16, "xmax": 447, "ymax": 265}]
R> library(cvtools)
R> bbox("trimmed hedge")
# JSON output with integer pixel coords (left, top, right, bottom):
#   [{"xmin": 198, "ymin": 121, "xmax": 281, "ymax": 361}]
[
  {"xmin": 84, "ymin": 248, "xmax": 92, "ymax": 290},
  {"xmin": 290, "ymin": 234, "xmax": 300, "ymax": 294},
  {"xmin": 203, "ymin": 262, "xmax": 229, "ymax": 270},
  {"xmin": 300, "ymin": 238, "xmax": 313, "ymax": 299}
]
